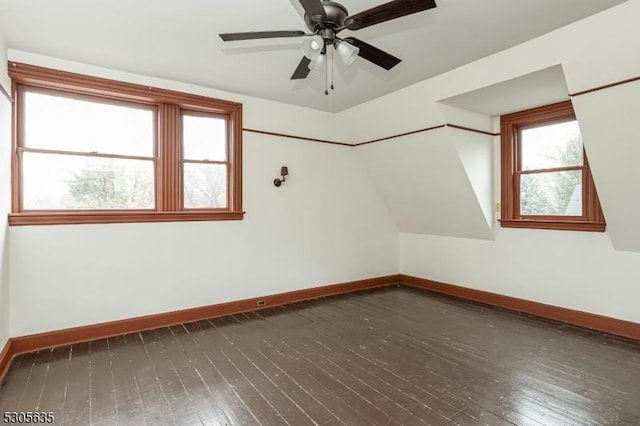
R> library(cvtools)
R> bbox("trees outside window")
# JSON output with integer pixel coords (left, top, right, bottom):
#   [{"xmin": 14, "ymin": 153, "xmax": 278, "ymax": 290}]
[{"xmin": 9, "ymin": 63, "xmax": 243, "ymax": 226}]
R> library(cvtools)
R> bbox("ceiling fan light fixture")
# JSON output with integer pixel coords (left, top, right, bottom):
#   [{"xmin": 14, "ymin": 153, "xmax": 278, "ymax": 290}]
[
  {"xmin": 336, "ymin": 40, "xmax": 360, "ymax": 65},
  {"xmin": 302, "ymin": 35, "xmax": 324, "ymax": 60},
  {"xmin": 308, "ymin": 53, "xmax": 326, "ymax": 74}
]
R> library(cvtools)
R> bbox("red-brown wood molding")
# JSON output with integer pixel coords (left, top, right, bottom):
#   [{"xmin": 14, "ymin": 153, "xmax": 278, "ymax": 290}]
[
  {"xmin": 445, "ymin": 124, "xmax": 499, "ymax": 137},
  {"xmin": 246, "ymin": 123, "xmax": 495, "ymax": 148},
  {"xmin": 243, "ymin": 128, "xmax": 351, "ymax": 146},
  {"xmin": 3, "ymin": 273, "xmax": 639, "ymax": 385},
  {"xmin": 8, "ymin": 275, "xmax": 400, "ymax": 358},
  {"xmin": 400, "ymin": 274, "xmax": 640, "ymax": 341},
  {"xmin": 569, "ymin": 75, "xmax": 640, "ymax": 97},
  {"xmin": 353, "ymin": 125, "xmax": 447, "ymax": 146},
  {"xmin": 0, "ymin": 339, "xmax": 13, "ymax": 385}
]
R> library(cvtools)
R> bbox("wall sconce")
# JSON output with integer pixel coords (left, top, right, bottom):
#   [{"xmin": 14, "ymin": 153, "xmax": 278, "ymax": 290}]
[{"xmin": 273, "ymin": 166, "xmax": 289, "ymax": 187}]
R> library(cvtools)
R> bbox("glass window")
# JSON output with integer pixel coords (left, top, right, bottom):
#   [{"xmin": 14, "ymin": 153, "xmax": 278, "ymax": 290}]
[
  {"xmin": 500, "ymin": 101, "xmax": 605, "ymax": 232},
  {"xmin": 9, "ymin": 62, "xmax": 243, "ymax": 225}
]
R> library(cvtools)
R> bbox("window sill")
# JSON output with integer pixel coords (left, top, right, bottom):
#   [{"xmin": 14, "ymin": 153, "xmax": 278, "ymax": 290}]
[
  {"xmin": 8, "ymin": 211, "xmax": 245, "ymax": 226},
  {"xmin": 500, "ymin": 219, "xmax": 605, "ymax": 232}
]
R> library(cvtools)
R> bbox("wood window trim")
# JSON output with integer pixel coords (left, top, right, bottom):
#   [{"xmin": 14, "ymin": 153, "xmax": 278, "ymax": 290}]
[
  {"xmin": 181, "ymin": 110, "xmax": 232, "ymax": 210},
  {"xmin": 8, "ymin": 62, "xmax": 244, "ymax": 226},
  {"xmin": 500, "ymin": 101, "xmax": 605, "ymax": 232}
]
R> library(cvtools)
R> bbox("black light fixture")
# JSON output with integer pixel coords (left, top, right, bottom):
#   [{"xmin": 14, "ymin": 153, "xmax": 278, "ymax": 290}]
[{"xmin": 273, "ymin": 166, "xmax": 289, "ymax": 187}]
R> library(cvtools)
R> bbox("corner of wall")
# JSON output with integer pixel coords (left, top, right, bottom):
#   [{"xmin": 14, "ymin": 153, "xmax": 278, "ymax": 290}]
[
  {"xmin": 0, "ymin": 40, "xmax": 12, "ymax": 350},
  {"xmin": 0, "ymin": 39, "xmax": 10, "ymax": 94}
]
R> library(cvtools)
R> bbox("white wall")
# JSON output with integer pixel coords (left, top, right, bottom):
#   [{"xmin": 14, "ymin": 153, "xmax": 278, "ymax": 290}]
[
  {"xmin": 7, "ymin": 50, "xmax": 349, "ymax": 144},
  {"xmin": 6, "ymin": 0, "xmax": 640, "ymax": 337},
  {"xmin": 8, "ymin": 54, "xmax": 398, "ymax": 336},
  {"xmin": 572, "ymin": 82, "xmax": 640, "ymax": 252},
  {"xmin": 347, "ymin": 0, "xmax": 640, "ymax": 323},
  {"xmin": 401, "ymin": 230, "xmax": 640, "ymax": 323},
  {"xmin": 0, "ymin": 40, "xmax": 12, "ymax": 350},
  {"xmin": 357, "ymin": 127, "xmax": 493, "ymax": 240}
]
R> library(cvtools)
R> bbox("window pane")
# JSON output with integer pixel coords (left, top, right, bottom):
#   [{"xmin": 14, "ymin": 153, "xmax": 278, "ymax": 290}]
[
  {"xmin": 521, "ymin": 120, "xmax": 583, "ymax": 170},
  {"xmin": 520, "ymin": 170, "xmax": 582, "ymax": 216},
  {"xmin": 24, "ymin": 91, "xmax": 154, "ymax": 157},
  {"xmin": 23, "ymin": 152, "xmax": 154, "ymax": 209},
  {"xmin": 182, "ymin": 114, "xmax": 227, "ymax": 161},
  {"xmin": 184, "ymin": 163, "xmax": 227, "ymax": 208}
]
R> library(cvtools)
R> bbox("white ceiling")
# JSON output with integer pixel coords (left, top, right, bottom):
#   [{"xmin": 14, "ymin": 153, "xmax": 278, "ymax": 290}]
[{"xmin": 0, "ymin": 0, "xmax": 628, "ymax": 112}]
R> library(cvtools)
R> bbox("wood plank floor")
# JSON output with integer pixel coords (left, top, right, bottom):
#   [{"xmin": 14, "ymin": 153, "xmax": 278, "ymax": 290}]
[{"xmin": 1, "ymin": 285, "xmax": 639, "ymax": 425}]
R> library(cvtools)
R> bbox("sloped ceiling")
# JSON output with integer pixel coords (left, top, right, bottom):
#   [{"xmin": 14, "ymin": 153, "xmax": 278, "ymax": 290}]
[
  {"xmin": 448, "ymin": 129, "xmax": 493, "ymax": 228},
  {"xmin": 440, "ymin": 65, "xmax": 569, "ymax": 117},
  {"xmin": 356, "ymin": 44, "xmax": 640, "ymax": 251},
  {"xmin": 357, "ymin": 127, "xmax": 493, "ymax": 240},
  {"xmin": 573, "ymin": 83, "xmax": 640, "ymax": 252},
  {"xmin": 353, "ymin": 67, "xmax": 575, "ymax": 243}
]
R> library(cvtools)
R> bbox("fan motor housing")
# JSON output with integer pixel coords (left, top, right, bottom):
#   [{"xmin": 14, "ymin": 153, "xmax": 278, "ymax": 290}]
[{"xmin": 304, "ymin": 1, "xmax": 349, "ymax": 32}]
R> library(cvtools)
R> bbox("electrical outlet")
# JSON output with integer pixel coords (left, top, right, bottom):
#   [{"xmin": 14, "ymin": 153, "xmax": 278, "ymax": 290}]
[
  {"xmin": 257, "ymin": 299, "xmax": 266, "ymax": 307},
  {"xmin": 495, "ymin": 203, "xmax": 501, "ymax": 212}
]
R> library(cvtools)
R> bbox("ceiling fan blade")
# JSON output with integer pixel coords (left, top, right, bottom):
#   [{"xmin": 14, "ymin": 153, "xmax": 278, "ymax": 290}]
[
  {"xmin": 291, "ymin": 57, "xmax": 312, "ymax": 80},
  {"xmin": 219, "ymin": 31, "xmax": 305, "ymax": 42},
  {"xmin": 298, "ymin": 0, "xmax": 327, "ymax": 21},
  {"xmin": 344, "ymin": 0, "xmax": 437, "ymax": 31},
  {"xmin": 343, "ymin": 37, "xmax": 401, "ymax": 70}
]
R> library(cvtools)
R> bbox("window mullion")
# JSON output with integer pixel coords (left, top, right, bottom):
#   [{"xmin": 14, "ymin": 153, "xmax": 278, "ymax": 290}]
[
  {"xmin": 14, "ymin": 86, "xmax": 24, "ymax": 212},
  {"xmin": 513, "ymin": 170, "xmax": 521, "ymax": 218},
  {"xmin": 158, "ymin": 104, "xmax": 182, "ymax": 211}
]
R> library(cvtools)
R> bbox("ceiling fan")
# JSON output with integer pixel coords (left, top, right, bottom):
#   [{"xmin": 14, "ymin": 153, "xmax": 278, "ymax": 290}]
[{"xmin": 219, "ymin": 0, "xmax": 437, "ymax": 93}]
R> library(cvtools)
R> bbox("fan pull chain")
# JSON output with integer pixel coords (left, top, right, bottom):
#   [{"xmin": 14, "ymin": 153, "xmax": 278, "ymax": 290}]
[
  {"xmin": 324, "ymin": 52, "xmax": 329, "ymax": 95},
  {"xmin": 330, "ymin": 47, "xmax": 334, "ymax": 90}
]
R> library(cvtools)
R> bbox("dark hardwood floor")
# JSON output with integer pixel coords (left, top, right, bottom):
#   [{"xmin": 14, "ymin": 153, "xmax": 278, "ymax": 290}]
[{"xmin": 1, "ymin": 285, "xmax": 639, "ymax": 425}]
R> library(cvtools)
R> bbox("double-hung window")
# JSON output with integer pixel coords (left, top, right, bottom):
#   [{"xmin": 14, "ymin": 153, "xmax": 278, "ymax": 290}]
[
  {"xmin": 9, "ymin": 63, "xmax": 243, "ymax": 225},
  {"xmin": 182, "ymin": 111, "xmax": 229, "ymax": 209},
  {"xmin": 19, "ymin": 88, "xmax": 156, "ymax": 211},
  {"xmin": 500, "ymin": 101, "xmax": 605, "ymax": 231}
]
